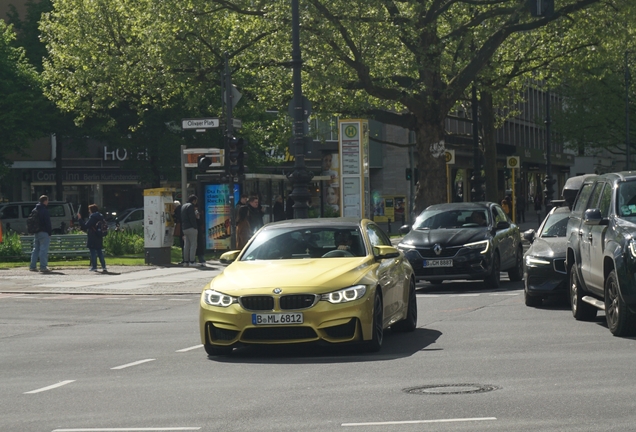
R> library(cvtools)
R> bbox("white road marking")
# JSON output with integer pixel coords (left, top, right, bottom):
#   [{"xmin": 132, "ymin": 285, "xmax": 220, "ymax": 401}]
[
  {"xmin": 52, "ymin": 428, "xmax": 201, "ymax": 431},
  {"xmin": 490, "ymin": 293, "xmax": 520, "ymax": 296},
  {"xmin": 175, "ymin": 345, "xmax": 203, "ymax": 353},
  {"xmin": 111, "ymin": 359, "xmax": 155, "ymax": 370},
  {"xmin": 24, "ymin": 380, "xmax": 75, "ymax": 394},
  {"xmin": 417, "ymin": 294, "xmax": 440, "ymax": 297},
  {"xmin": 342, "ymin": 417, "xmax": 497, "ymax": 427},
  {"xmin": 450, "ymin": 294, "xmax": 480, "ymax": 297}
]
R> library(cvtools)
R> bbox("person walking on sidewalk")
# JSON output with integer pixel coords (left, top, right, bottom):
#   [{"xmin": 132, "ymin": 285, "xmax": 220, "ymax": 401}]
[
  {"xmin": 247, "ymin": 195, "xmax": 264, "ymax": 236},
  {"xmin": 29, "ymin": 195, "xmax": 52, "ymax": 273},
  {"xmin": 516, "ymin": 196, "xmax": 526, "ymax": 223},
  {"xmin": 195, "ymin": 207, "xmax": 207, "ymax": 267},
  {"xmin": 181, "ymin": 195, "xmax": 198, "ymax": 266},
  {"xmin": 78, "ymin": 204, "xmax": 107, "ymax": 272}
]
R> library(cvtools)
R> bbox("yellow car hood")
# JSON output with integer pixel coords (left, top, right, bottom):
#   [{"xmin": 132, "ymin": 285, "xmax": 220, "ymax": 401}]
[{"xmin": 209, "ymin": 257, "xmax": 375, "ymax": 295}]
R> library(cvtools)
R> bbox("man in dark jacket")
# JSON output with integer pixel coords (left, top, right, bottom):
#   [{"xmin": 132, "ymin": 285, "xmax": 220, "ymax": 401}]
[
  {"xmin": 78, "ymin": 204, "xmax": 107, "ymax": 272},
  {"xmin": 180, "ymin": 195, "xmax": 198, "ymax": 266},
  {"xmin": 247, "ymin": 195, "xmax": 264, "ymax": 235},
  {"xmin": 29, "ymin": 195, "xmax": 52, "ymax": 273}
]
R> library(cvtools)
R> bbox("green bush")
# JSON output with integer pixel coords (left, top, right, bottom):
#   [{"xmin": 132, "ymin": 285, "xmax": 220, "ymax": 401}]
[
  {"xmin": 103, "ymin": 228, "xmax": 144, "ymax": 256},
  {"xmin": 0, "ymin": 231, "xmax": 24, "ymax": 261}
]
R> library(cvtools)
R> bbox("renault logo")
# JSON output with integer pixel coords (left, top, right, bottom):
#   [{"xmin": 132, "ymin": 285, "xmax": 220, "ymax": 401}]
[
  {"xmin": 434, "ymin": 244, "xmax": 443, "ymax": 256},
  {"xmin": 273, "ymin": 288, "xmax": 282, "ymax": 294}
]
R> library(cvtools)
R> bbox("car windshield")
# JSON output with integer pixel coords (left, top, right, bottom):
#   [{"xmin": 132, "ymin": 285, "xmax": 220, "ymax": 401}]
[
  {"xmin": 240, "ymin": 226, "xmax": 366, "ymax": 260},
  {"xmin": 617, "ymin": 181, "xmax": 636, "ymax": 219},
  {"xmin": 413, "ymin": 208, "xmax": 490, "ymax": 229},
  {"xmin": 539, "ymin": 212, "xmax": 569, "ymax": 237}
]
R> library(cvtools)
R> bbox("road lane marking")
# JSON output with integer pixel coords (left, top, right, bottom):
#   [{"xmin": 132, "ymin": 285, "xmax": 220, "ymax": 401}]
[
  {"xmin": 111, "ymin": 359, "xmax": 155, "ymax": 370},
  {"xmin": 489, "ymin": 293, "xmax": 520, "ymax": 296},
  {"xmin": 52, "ymin": 428, "xmax": 201, "ymax": 431},
  {"xmin": 24, "ymin": 380, "xmax": 75, "ymax": 394},
  {"xmin": 175, "ymin": 345, "xmax": 203, "ymax": 352},
  {"xmin": 450, "ymin": 294, "xmax": 480, "ymax": 297},
  {"xmin": 342, "ymin": 417, "xmax": 497, "ymax": 427}
]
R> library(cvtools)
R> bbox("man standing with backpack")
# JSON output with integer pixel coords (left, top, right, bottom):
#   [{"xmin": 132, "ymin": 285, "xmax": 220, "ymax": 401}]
[
  {"xmin": 29, "ymin": 195, "xmax": 52, "ymax": 273},
  {"xmin": 78, "ymin": 204, "xmax": 108, "ymax": 272}
]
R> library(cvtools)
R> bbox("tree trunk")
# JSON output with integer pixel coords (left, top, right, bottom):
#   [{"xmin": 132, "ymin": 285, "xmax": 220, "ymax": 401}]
[
  {"xmin": 481, "ymin": 91, "xmax": 498, "ymax": 203},
  {"xmin": 413, "ymin": 121, "xmax": 447, "ymax": 214}
]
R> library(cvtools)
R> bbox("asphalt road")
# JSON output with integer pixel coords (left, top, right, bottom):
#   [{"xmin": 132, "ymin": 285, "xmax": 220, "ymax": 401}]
[{"xmin": 3, "ymin": 272, "xmax": 636, "ymax": 432}]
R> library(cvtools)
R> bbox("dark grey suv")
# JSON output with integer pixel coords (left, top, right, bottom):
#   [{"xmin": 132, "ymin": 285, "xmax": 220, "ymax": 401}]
[{"xmin": 567, "ymin": 171, "xmax": 636, "ymax": 336}]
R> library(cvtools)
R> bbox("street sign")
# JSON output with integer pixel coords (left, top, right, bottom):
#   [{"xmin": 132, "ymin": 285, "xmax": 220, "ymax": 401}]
[
  {"xmin": 181, "ymin": 118, "xmax": 219, "ymax": 130},
  {"xmin": 445, "ymin": 150, "xmax": 455, "ymax": 164},
  {"xmin": 288, "ymin": 96, "xmax": 312, "ymax": 119},
  {"xmin": 223, "ymin": 85, "xmax": 242, "ymax": 109},
  {"xmin": 232, "ymin": 118, "xmax": 242, "ymax": 129},
  {"xmin": 507, "ymin": 156, "xmax": 520, "ymax": 168}
]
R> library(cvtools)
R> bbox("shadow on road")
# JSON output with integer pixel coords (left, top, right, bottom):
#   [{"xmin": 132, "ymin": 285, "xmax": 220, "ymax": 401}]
[
  {"xmin": 416, "ymin": 279, "xmax": 524, "ymax": 295},
  {"xmin": 209, "ymin": 327, "xmax": 443, "ymax": 364}
]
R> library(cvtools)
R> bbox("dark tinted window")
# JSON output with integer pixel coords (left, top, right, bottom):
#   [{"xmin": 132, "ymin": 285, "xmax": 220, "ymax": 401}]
[
  {"xmin": 367, "ymin": 224, "xmax": 391, "ymax": 247},
  {"xmin": 587, "ymin": 182, "xmax": 604, "ymax": 210},
  {"xmin": 599, "ymin": 184, "xmax": 612, "ymax": 218},
  {"xmin": 1, "ymin": 205, "xmax": 19, "ymax": 219},
  {"xmin": 48, "ymin": 205, "xmax": 66, "ymax": 217}
]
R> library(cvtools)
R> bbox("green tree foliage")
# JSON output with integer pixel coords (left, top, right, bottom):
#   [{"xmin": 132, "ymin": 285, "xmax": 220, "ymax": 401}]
[
  {"xmin": 41, "ymin": 0, "xmax": 618, "ymax": 211},
  {"xmin": 0, "ymin": 20, "xmax": 49, "ymax": 179}
]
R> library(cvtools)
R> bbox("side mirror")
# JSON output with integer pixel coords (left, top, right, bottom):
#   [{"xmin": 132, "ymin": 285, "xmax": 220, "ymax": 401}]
[
  {"xmin": 523, "ymin": 229, "xmax": 536, "ymax": 243},
  {"xmin": 399, "ymin": 224, "xmax": 411, "ymax": 235},
  {"xmin": 220, "ymin": 250, "xmax": 241, "ymax": 264},
  {"xmin": 373, "ymin": 245, "xmax": 400, "ymax": 260},
  {"xmin": 496, "ymin": 220, "xmax": 510, "ymax": 230},
  {"xmin": 584, "ymin": 208, "xmax": 605, "ymax": 226}
]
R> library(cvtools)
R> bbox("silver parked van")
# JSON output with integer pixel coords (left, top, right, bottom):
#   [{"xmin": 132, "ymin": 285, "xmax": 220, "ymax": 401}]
[{"xmin": 0, "ymin": 201, "xmax": 76, "ymax": 234}]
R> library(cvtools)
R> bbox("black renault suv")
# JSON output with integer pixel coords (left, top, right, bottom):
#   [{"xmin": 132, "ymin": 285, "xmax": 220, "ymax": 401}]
[
  {"xmin": 567, "ymin": 171, "xmax": 636, "ymax": 336},
  {"xmin": 397, "ymin": 202, "xmax": 523, "ymax": 288}
]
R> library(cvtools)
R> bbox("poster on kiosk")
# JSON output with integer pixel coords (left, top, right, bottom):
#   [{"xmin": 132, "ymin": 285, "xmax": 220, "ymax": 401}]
[{"xmin": 203, "ymin": 183, "xmax": 240, "ymax": 250}]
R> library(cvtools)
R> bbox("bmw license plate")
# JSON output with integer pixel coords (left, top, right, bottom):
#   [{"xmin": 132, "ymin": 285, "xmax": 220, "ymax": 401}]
[
  {"xmin": 252, "ymin": 313, "xmax": 304, "ymax": 325},
  {"xmin": 423, "ymin": 259, "xmax": 453, "ymax": 267}
]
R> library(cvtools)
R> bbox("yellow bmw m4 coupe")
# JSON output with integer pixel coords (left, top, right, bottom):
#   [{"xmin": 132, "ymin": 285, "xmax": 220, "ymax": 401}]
[{"xmin": 199, "ymin": 218, "xmax": 417, "ymax": 356}]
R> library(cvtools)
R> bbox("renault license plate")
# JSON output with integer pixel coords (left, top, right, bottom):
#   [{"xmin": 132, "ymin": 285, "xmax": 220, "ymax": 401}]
[
  {"xmin": 252, "ymin": 313, "xmax": 304, "ymax": 325},
  {"xmin": 423, "ymin": 259, "xmax": 453, "ymax": 267}
]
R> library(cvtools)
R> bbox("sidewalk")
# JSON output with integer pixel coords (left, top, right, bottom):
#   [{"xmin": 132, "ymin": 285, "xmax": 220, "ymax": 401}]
[{"xmin": 0, "ymin": 262, "xmax": 224, "ymax": 295}]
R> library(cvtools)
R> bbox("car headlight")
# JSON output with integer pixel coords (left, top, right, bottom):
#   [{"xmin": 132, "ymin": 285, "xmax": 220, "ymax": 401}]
[
  {"xmin": 525, "ymin": 256, "xmax": 551, "ymax": 266},
  {"xmin": 463, "ymin": 240, "xmax": 490, "ymax": 254},
  {"xmin": 629, "ymin": 239, "xmax": 636, "ymax": 259},
  {"xmin": 397, "ymin": 243, "xmax": 416, "ymax": 250},
  {"xmin": 321, "ymin": 285, "xmax": 367, "ymax": 304},
  {"xmin": 203, "ymin": 289, "xmax": 237, "ymax": 307}
]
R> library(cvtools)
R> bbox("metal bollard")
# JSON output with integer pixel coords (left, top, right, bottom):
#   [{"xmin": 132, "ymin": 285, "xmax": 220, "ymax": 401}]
[{"xmin": 387, "ymin": 218, "xmax": 391, "ymax": 233}]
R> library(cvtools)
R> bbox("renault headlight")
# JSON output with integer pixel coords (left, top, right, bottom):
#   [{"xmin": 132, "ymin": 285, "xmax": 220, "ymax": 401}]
[
  {"xmin": 321, "ymin": 285, "xmax": 367, "ymax": 304},
  {"xmin": 463, "ymin": 240, "xmax": 490, "ymax": 254},
  {"xmin": 525, "ymin": 256, "xmax": 551, "ymax": 266},
  {"xmin": 203, "ymin": 289, "xmax": 237, "ymax": 307}
]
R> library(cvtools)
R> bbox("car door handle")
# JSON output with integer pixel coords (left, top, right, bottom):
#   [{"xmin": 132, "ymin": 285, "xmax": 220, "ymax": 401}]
[
  {"xmin": 578, "ymin": 230, "xmax": 584, "ymax": 236},
  {"xmin": 587, "ymin": 234, "xmax": 593, "ymax": 241}
]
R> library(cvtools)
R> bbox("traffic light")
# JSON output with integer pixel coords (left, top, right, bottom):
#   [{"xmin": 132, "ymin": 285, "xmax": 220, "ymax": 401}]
[
  {"xmin": 198, "ymin": 155, "xmax": 212, "ymax": 171},
  {"xmin": 405, "ymin": 168, "xmax": 419, "ymax": 181},
  {"xmin": 225, "ymin": 136, "xmax": 245, "ymax": 176}
]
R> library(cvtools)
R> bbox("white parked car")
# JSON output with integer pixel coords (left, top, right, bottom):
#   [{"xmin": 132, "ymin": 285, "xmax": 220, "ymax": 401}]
[{"xmin": 109, "ymin": 207, "xmax": 144, "ymax": 231}]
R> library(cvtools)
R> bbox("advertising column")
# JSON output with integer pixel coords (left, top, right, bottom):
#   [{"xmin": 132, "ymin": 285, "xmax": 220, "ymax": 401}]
[
  {"xmin": 204, "ymin": 183, "xmax": 240, "ymax": 250},
  {"xmin": 338, "ymin": 119, "xmax": 370, "ymax": 219},
  {"xmin": 143, "ymin": 188, "xmax": 176, "ymax": 266}
]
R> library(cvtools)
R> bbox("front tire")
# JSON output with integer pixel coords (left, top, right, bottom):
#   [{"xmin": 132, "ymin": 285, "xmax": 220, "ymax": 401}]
[
  {"xmin": 363, "ymin": 290, "xmax": 384, "ymax": 352},
  {"xmin": 485, "ymin": 252, "xmax": 501, "ymax": 288},
  {"xmin": 508, "ymin": 247, "xmax": 524, "ymax": 282},
  {"xmin": 569, "ymin": 267, "xmax": 596, "ymax": 321},
  {"xmin": 393, "ymin": 278, "xmax": 417, "ymax": 332},
  {"xmin": 605, "ymin": 270, "xmax": 636, "ymax": 337}
]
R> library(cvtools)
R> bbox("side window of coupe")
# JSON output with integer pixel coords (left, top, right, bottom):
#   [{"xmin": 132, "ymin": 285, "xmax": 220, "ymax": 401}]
[
  {"xmin": 573, "ymin": 183, "xmax": 594, "ymax": 214},
  {"xmin": 493, "ymin": 206, "xmax": 507, "ymax": 225},
  {"xmin": 367, "ymin": 225, "xmax": 390, "ymax": 247}
]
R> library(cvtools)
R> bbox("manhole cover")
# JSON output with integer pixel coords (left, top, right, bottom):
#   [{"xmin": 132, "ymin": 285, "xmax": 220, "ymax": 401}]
[{"xmin": 404, "ymin": 384, "xmax": 500, "ymax": 395}]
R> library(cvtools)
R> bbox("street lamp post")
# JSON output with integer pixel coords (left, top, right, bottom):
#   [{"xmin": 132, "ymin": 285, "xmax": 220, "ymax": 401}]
[
  {"xmin": 470, "ymin": 84, "xmax": 484, "ymax": 202},
  {"xmin": 543, "ymin": 88, "xmax": 555, "ymax": 216},
  {"xmin": 286, "ymin": 0, "xmax": 313, "ymax": 219},
  {"xmin": 626, "ymin": 50, "xmax": 631, "ymax": 171}
]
